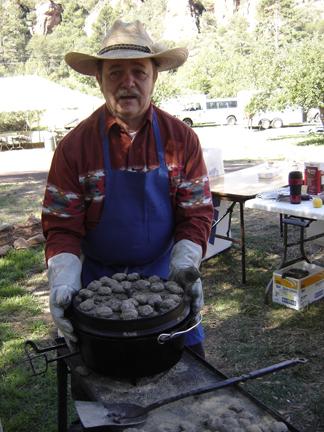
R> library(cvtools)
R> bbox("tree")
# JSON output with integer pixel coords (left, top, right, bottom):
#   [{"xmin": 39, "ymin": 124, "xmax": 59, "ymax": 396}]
[
  {"xmin": 177, "ymin": 14, "xmax": 256, "ymax": 98},
  {"xmin": 121, "ymin": 0, "xmax": 167, "ymax": 40},
  {"xmin": 278, "ymin": 37, "xmax": 324, "ymax": 109},
  {"xmin": 0, "ymin": 0, "xmax": 31, "ymax": 75},
  {"xmin": 153, "ymin": 70, "xmax": 182, "ymax": 106},
  {"xmin": 255, "ymin": 0, "xmax": 315, "ymax": 51},
  {"xmin": 86, "ymin": 3, "xmax": 120, "ymax": 53}
]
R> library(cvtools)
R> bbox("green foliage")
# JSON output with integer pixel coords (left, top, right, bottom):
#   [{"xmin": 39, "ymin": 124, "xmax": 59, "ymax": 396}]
[
  {"xmin": 255, "ymin": 0, "xmax": 316, "ymax": 48},
  {"xmin": 243, "ymin": 94, "xmax": 268, "ymax": 115},
  {"xmin": 121, "ymin": 0, "xmax": 167, "ymax": 40},
  {"xmin": 177, "ymin": 14, "xmax": 258, "ymax": 98},
  {"xmin": 0, "ymin": 110, "xmax": 40, "ymax": 132},
  {"xmin": 0, "ymin": 111, "xmax": 27, "ymax": 132},
  {"xmin": 0, "ymin": 0, "xmax": 31, "ymax": 75},
  {"xmin": 88, "ymin": 3, "xmax": 119, "ymax": 51},
  {"xmin": 152, "ymin": 71, "xmax": 182, "ymax": 105},
  {"xmin": 278, "ymin": 37, "xmax": 324, "ymax": 109},
  {"xmin": 0, "ymin": 110, "xmax": 42, "ymax": 132},
  {"xmin": 0, "ymin": 0, "xmax": 323, "ymax": 111}
]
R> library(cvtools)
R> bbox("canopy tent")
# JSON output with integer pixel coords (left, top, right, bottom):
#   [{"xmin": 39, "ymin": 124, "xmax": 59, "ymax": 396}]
[
  {"xmin": 0, "ymin": 75, "xmax": 103, "ymax": 112},
  {"xmin": 0, "ymin": 75, "xmax": 103, "ymax": 129}
]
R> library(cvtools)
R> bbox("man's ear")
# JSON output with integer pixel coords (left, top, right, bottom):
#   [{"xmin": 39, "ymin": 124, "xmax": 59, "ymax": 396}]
[
  {"xmin": 153, "ymin": 70, "xmax": 158, "ymax": 84},
  {"xmin": 152, "ymin": 63, "xmax": 158, "ymax": 84},
  {"xmin": 96, "ymin": 71, "xmax": 103, "ymax": 93}
]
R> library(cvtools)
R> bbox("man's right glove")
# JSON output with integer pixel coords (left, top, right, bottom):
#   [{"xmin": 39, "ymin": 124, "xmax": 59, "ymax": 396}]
[
  {"xmin": 48, "ymin": 253, "xmax": 82, "ymax": 350},
  {"xmin": 169, "ymin": 239, "xmax": 203, "ymax": 315}
]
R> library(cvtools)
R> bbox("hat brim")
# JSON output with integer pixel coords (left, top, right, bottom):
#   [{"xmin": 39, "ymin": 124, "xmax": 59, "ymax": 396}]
[{"xmin": 65, "ymin": 47, "xmax": 188, "ymax": 76}]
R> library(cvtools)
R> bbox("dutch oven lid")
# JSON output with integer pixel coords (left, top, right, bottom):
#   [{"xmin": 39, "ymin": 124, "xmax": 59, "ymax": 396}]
[{"xmin": 66, "ymin": 296, "xmax": 192, "ymax": 338}]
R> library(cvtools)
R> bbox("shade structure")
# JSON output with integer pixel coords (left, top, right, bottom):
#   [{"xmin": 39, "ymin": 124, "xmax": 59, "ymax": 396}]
[
  {"xmin": 0, "ymin": 75, "xmax": 103, "ymax": 113},
  {"xmin": 0, "ymin": 75, "xmax": 104, "ymax": 129}
]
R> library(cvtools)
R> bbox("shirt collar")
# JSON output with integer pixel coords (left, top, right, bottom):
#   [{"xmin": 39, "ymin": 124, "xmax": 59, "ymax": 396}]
[{"xmin": 102, "ymin": 103, "xmax": 154, "ymax": 135}]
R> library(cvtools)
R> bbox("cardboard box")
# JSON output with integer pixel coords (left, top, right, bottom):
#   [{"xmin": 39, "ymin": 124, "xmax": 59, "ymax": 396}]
[{"xmin": 273, "ymin": 261, "xmax": 324, "ymax": 310}]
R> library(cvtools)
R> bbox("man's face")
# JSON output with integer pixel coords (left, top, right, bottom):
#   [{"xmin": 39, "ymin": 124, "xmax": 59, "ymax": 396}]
[{"xmin": 96, "ymin": 58, "xmax": 157, "ymax": 129}]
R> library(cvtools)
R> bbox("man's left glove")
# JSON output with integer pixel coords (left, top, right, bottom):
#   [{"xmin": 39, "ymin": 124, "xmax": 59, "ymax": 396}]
[
  {"xmin": 48, "ymin": 253, "xmax": 82, "ymax": 350},
  {"xmin": 169, "ymin": 239, "xmax": 203, "ymax": 315}
]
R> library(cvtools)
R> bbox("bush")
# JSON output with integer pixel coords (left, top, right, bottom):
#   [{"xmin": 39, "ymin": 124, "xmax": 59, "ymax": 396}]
[{"xmin": 0, "ymin": 111, "xmax": 43, "ymax": 132}]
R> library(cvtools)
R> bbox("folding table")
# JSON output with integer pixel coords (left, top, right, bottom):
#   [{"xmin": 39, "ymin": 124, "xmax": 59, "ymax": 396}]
[{"xmin": 207, "ymin": 163, "xmax": 290, "ymax": 283}]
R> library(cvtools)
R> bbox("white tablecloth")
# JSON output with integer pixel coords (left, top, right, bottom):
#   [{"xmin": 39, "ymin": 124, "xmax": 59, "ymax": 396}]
[{"xmin": 245, "ymin": 197, "xmax": 324, "ymax": 221}]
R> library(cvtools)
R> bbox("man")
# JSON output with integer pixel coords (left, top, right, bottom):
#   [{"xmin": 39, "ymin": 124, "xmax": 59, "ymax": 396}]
[{"xmin": 42, "ymin": 19, "xmax": 214, "ymax": 358}]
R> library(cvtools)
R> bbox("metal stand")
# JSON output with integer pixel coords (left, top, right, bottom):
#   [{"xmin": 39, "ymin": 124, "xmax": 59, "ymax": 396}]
[
  {"xmin": 210, "ymin": 198, "xmax": 247, "ymax": 284},
  {"xmin": 280, "ymin": 216, "xmax": 314, "ymax": 268}
]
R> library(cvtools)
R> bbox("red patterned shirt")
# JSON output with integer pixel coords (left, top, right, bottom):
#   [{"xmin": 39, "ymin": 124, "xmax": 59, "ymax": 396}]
[{"xmin": 42, "ymin": 103, "xmax": 213, "ymax": 261}]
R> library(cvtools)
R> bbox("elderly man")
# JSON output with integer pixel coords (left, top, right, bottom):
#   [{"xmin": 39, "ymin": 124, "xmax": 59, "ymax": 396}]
[{"xmin": 42, "ymin": 19, "xmax": 213, "ymax": 359}]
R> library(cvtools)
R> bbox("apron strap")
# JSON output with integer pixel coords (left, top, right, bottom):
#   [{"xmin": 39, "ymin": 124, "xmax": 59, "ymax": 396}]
[
  {"xmin": 99, "ymin": 113, "xmax": 111, "ymax": 171},
  {"xmin": 152, "ymin": 111, "xmax": 167, "ymax": 169}
]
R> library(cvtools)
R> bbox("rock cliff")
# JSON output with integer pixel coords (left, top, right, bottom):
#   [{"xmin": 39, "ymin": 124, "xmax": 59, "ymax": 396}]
[
  {"xmin": 34, "ymin": 0, "xmax": 324, "ymax": 39},
  {"xmin": 33, "ymin": 0, "xmax": 63, "ymax": 35}
]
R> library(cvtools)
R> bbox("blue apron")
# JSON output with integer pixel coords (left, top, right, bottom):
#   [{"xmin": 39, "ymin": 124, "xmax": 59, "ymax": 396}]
[{"xmin": 81, "ymin": 111, "xmax": 203, "ymax": 346}]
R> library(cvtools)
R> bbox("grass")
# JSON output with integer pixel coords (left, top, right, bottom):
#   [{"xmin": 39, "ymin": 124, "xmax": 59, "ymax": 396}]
[
  {"xmin": 0, "ymin": 247, "xmax": 77, "ymax": 432},
  {"xmin": 1, "ymin": 153, "xmax": 324, "ymax": 431},
  {"xmin": 0, "ymin": 181, "xmax": 78, "ymax": 431},
  {"xmin": 268, "ymin": 131, "xmax": 324, "ymax": 147}
]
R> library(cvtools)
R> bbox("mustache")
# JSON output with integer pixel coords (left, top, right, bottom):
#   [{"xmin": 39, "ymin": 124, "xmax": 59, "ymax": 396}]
[{"xmin": 116, "ymin": 90, "xmax": 140, "ymax": 98}]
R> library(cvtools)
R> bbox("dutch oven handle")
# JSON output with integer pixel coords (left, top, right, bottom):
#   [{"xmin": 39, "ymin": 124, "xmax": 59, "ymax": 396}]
[{"xmin": 157, "ymin": 313, "xmax": 202, "ymax": 344}]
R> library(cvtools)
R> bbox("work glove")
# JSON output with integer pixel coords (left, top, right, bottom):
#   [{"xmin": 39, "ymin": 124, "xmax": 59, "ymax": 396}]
[
  {"xmin": 48, "ymin": 252, "xmax": 82, "ymax": 351},
  {"xmin": 169, "ymin": 239, "xmax": 203, "ymax": 316}
]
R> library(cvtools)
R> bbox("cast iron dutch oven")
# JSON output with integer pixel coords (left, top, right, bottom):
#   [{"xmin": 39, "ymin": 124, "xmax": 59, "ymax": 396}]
[{"xmin": 67, "ymin": 296, "xmax": 198, "ymax": 378}]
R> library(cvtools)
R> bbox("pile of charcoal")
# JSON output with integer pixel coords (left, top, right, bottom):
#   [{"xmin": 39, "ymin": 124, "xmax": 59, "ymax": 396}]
[{"xmin": 74, "ymin": 273, "xmax": 184, "ymax": 320}]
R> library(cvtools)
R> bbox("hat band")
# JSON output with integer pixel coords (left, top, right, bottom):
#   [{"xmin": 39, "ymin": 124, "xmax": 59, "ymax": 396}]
[{"xmin": 98, "ymin": 44, "xmax": 152, "ymax": 56}]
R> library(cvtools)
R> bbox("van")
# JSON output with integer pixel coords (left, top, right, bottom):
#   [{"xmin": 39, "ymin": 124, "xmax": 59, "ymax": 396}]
[{"xmin": 174, "ymin": 98, "xmax": 239, "ymax": 127}]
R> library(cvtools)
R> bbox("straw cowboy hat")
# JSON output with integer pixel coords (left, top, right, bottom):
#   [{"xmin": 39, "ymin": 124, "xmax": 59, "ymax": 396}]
[{"xmin": 65, "ymin": 19, "xmax": 189, "ymax": 76}]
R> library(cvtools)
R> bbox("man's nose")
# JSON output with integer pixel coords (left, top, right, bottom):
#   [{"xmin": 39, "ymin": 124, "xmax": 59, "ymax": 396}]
[{"xmin": 121, "ymin": 70, "xmax": 136, "ymax": 87}]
